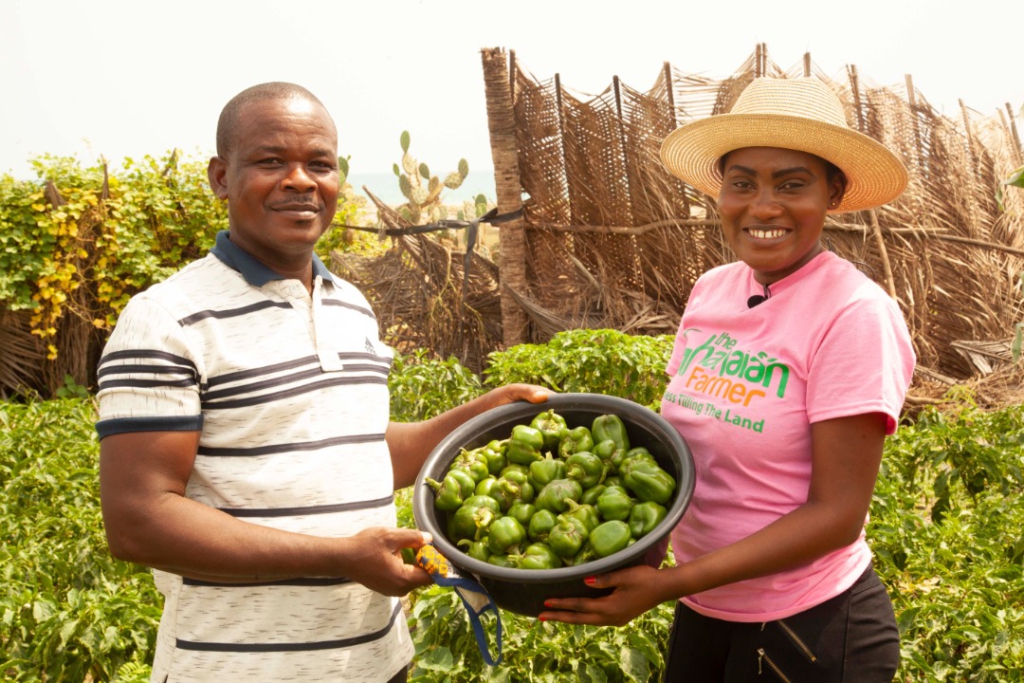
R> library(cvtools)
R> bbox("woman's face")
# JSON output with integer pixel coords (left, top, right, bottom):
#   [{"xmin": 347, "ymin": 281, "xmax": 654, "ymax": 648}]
[{"xmin": 718, "ymin": 147, "xmax": 845, "ymax": 285}]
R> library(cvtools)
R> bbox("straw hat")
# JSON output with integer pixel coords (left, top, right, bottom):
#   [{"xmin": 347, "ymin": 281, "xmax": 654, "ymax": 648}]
[{"xmin": 659, "ymin": 77, "xmax": 908, "ymax": 212}]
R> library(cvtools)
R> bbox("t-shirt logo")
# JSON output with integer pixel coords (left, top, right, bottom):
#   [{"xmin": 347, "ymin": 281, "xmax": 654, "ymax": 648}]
[
  {"xmin": 365, "ymin": 338, "xmax": 376, "ymax": 354},
  {"xmin": 675, "ymin": 331, "xmax": 790, "ymax": 400},
  {"xmin": 664, "ymin": 330, "xmax": 792, "ymax": 433}
]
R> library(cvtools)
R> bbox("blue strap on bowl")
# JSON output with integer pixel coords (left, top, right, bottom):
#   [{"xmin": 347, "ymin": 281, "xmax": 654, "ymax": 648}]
[{"xmin": 416, "ymin": 545, "xmax": 503, "ymax": 666}]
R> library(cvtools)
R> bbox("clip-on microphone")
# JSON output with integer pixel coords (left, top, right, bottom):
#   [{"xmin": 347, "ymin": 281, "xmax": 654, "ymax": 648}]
[{"xmin": 747, "ymin": 282, "xmax": 771, "ymax": 308}]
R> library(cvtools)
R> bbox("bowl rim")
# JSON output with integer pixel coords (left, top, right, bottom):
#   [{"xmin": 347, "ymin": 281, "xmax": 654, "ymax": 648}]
[{"xmin": 412, "ymin": 393, "xmax": 695, "ymax": 584}]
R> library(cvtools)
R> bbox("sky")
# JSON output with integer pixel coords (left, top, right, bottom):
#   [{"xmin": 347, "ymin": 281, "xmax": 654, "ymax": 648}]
[{"xmin": 2, "ymin": 0, "xmax": 1022, "ymax": 193}]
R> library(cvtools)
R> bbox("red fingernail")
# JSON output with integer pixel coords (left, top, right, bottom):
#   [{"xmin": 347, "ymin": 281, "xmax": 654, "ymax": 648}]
[
  {"xmin": 543, "ymin": 600, "xmax": 553, "ymax": 608},
  {"xmin": 584, "ymin": 576, "xmax": 596, "ymax": 585},
  {"xmin": 538, "ymin": 616, "xmax": 548, "ymax": 621}
]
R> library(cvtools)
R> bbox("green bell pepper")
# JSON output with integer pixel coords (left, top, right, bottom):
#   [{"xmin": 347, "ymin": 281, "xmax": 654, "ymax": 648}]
[
  {"xmin": 487, "ymin": 516, "xmax": 527, "ymax": 555},
  {"xmin": 558, "ymin": 425, "xmax": 595, "ymax": 459},
  {"xmin": 623, "ymin": 460, "xmax": 677, "ymax": 505},
  {"xmin": 425, "ymin": 468, "xmax": 476, "ymax": 511},
  {"xmin": 487, "ymin": 554, "xmax": 514, "ymax": 568},
  {"xmin": 565, "ymin": 451, "xmax": 607, "ymax": 490},
  {"xmin": 477, "ymin": 440, "xmax": 508, "ymax": 476},
  {"xmin": 570, "ymin": 542, "xmax": 597, "ymax": 566},
  {"xmin": 534, "ymin": 478, "xmax": 583, "ymax": 514},
  {"xmin": 560, "ymin": 498, "xmax": 600, "ymax": 532},
  {"xmin": 527, "ymin": 508, "xmax": 558, "ymax": 542},
  {"xmin": 592, "ymin": 414, "xmax": 630, "ymax": 452},
  {"xmin": 602, "ymin": 475, "xmax": 624, "ymax": 489},
  {"xmin": 530, "ymin": 409, "xmax": 570, "ymax": 451},
  {"xmin": 548, "ymin": 515, "xmax": 589, "ymax": 559},
  {"xmin": 596, "ymin": 485, "xmax": 635, "ymax": 521},
  {"xmin": 498, "ymin": 469, "xmax": 535, "ymax": 503},
  {"xmin": 500, "ymin": 463, "xmax": 530, "ymax": 479},
  {"xmin": 506, "ymin": 424, "xmax": 545, "ymax": 466},
  {"xmin": 628, "ymin": 501, "xmax": 668, "ymax": 538},
  {"xmin": 617, "ymin": 446, "xmax": 657, "ymax": 478},
  {"xmin": 458, "ymin": 538, "xmax": 492, "ymax": 563},
  {"xmin": 589, "ymin": 520, "xmax": 632, "ymax": 558},
  {"xmin": 593, "ymin": 438, "xmax": 628, "ymax": 472},
  {"xmin": 449, "ymin": 502, "xmax": 499, "ymax": 542},
  {"xmin": 474, "ymin": 475, "xmax": 499, "ymax": 498},
  {"xmin": 490, "ymin": 476, "xmax": 530, "ymax": 512},
  {"xmin": 451, "ymin": 449, "xmax": 490, "ymax": 483},
  {"xmin": 507, "ymin": 501, "xmax": 537, "ymax": 528},
  {"xmin": 516, "ymin": 542, "xmax": 563, "ymax": 570},
  {"xmin": 460, "ymin": 494, "xmax": 501, "ymax": 513},
  {"xmin": 579, "ymin": 483, "xmax": 607, "ymax": 507},
  {"xmin": 529, "ymin": 452, "xmax": 567, "ymax": 490}
]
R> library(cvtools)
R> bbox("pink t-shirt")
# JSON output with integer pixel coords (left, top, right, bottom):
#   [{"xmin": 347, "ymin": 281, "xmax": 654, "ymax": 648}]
[{"xmin": 663, "ymin": 251, "xmax": 915, "ymax": 622}]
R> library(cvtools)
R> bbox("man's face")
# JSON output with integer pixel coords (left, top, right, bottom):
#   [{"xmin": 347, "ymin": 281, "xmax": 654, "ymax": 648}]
[{"xmin": 208, "ymin": 97, "xmax": 339, "ymax": 267}]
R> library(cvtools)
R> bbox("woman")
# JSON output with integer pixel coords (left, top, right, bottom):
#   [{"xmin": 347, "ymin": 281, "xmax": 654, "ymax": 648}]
[{"xmin": 539, "ymin": 77, "xmax": 916, "ymax": 682}]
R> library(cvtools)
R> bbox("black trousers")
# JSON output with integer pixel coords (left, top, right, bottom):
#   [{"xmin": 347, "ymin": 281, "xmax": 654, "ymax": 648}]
[{"xmin": 662, "ymin": 566, "xmax": 900, "ymax": 682}]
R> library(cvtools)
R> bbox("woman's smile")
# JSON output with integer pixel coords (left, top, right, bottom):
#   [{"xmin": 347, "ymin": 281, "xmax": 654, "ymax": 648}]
[{"xmin": 717, "ymin": 146, "xmax": 845, "ymax": 285}]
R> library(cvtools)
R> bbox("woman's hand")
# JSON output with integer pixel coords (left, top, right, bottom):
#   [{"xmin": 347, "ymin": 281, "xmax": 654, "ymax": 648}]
[{"xmin": 537, "ymin": 564, "xmax": 675, "ymax": 627}]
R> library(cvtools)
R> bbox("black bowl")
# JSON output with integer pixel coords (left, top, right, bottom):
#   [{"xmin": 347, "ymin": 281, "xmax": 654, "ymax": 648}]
[{"xmin": 413, "ymin": 393, "xmax": 695, "ymax": 617}]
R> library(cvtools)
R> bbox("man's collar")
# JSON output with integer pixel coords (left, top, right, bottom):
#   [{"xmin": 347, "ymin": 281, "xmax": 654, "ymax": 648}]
[{"xmin": 210, "ymin": 230, "xmax": 335, "ymax": 287}]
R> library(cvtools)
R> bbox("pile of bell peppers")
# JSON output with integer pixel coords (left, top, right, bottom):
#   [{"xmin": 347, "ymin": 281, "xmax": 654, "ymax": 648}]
[{"xmin": 425, "ymin": 409, "xmax": 677, "ymax": 569}]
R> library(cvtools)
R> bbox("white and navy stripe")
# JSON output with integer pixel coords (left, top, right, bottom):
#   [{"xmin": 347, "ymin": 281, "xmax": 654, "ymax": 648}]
[{"xmin": 96, "ymin": 231, "xmax": 413, "ymax": 682}]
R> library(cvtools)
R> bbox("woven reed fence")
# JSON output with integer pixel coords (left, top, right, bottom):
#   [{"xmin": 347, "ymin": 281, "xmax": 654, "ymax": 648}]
[{"xmin": 336, "ymin": 45, "xmax": 1024, "ymax": 405}]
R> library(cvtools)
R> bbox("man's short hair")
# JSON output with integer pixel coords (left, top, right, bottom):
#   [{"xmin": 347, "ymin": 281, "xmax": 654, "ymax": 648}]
[{"xmin": 215, "ymin": 82, "xmax": 327, "ymax": 157}]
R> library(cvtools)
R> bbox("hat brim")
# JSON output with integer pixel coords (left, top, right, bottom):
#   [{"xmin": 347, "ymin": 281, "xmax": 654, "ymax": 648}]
[{"xmin": 660, "ymin": 113, "xmax": 908, "ymax": 213}]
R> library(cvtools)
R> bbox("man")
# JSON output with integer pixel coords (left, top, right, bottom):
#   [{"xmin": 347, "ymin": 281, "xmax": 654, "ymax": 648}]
[{"xmin": 96, "ymin": 82, "xmax": 547, "ymax": 682}]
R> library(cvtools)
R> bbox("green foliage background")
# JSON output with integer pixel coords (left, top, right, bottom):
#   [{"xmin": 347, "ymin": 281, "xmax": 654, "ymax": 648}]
[
  {"xmin": 2, "ymin": 331, "xmax": 1023, "ymax": 681},
  {"xmin": 0, "ymin": 152, "xmax": 359, "ymax": 360}
]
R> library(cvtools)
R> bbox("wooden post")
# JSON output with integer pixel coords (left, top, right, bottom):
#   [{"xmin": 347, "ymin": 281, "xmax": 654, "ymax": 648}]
[
  {"xmin": 554, "ymin": 73, "xmax": 573, "ymax": 226},
  {"xmin": 613, "ymin": 75, "xmax": 636, "ymax": 228},
  {"xmin": 959, "ymin": 99, "xmax": 980, "ymax": 231},
  {"xmin": 509, "ymin": 50, "xmax": 516, "ymax": 101},
  {"xmin": 870, "ymin": 210, "xmax": 897, "ymax": 299},
  {"xmin": 848, "ymin": 64, "xmax": 897, "ymax": 298},
  {"xmin": 481, "ymin": 47, "xmax": 530, "ymax": 347},
  {"xmin": 803, "ymin": 52, "xmax": 811, "ymax": 77},
  {"xmin": 663, "ymin": 61, "xmax": 677, "ymax": 127},
  {"xmin": 847, "ymin": 65, "xmax": 865, "ymax": 132},
  {"xmin": 904, "ymin": 74, "xmax": 926, "ymax": 177}
]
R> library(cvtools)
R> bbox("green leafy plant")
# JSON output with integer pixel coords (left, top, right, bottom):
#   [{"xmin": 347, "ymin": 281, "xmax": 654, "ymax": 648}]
[
  {"xmin": 871, "ymin": 397, "xmax": 1024, "ymax": 681},
  {"xmin": 388, "ymin": 349, "xmax": 485, "ymax": 422},
  {"xmin": 0, "ymin": 151, "xmax": 362, "ymax": 364},
  {"xmin": 4, "ymin": 334, "xmax": 1024, "ymax": 681},
  {"xmin": 407, "ymin": 586, "xmax": 674, "ymax": 682},
  {"xmin": 484, "ymin": 329, "xmax": 675, "ymax": 410},
  {"xmin": 0, "ymin": 399, "xmax": 162, "ymax": 681}
]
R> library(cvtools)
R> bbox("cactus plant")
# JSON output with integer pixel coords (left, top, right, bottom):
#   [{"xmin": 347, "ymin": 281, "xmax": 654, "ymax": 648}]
[{"xmin": 391, "ymin": 130, "xmax": 469, "ymax": 224}]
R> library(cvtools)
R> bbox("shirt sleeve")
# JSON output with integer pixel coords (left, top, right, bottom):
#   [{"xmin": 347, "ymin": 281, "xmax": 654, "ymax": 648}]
[
  {"xmin": 95, "ymin": 294, "xmax": 204, "ymax": 439},
  {"xmin": 805, "ymin": 288, "xmax": 915, "ymax": 434}
]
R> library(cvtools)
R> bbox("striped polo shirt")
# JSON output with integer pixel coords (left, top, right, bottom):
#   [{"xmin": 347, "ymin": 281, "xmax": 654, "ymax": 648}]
[{"xmin": 96, "ymin": 231, "xmax": 412, "ymax": 682}]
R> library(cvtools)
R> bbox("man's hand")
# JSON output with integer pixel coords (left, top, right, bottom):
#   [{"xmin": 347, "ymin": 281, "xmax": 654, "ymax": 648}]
[{"xmin": 337, "ymin": 528, "xmax": 434, "ymax": 596}]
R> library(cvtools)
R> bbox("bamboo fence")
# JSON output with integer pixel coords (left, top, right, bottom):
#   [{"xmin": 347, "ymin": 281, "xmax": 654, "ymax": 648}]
[
  {"xmin": 335, "ymin": 44, "xmax": 1024, "ymax": 406},
  {"xmin": 3, "ymin": 44, "xmax": 1023, "ymax": 406}
]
